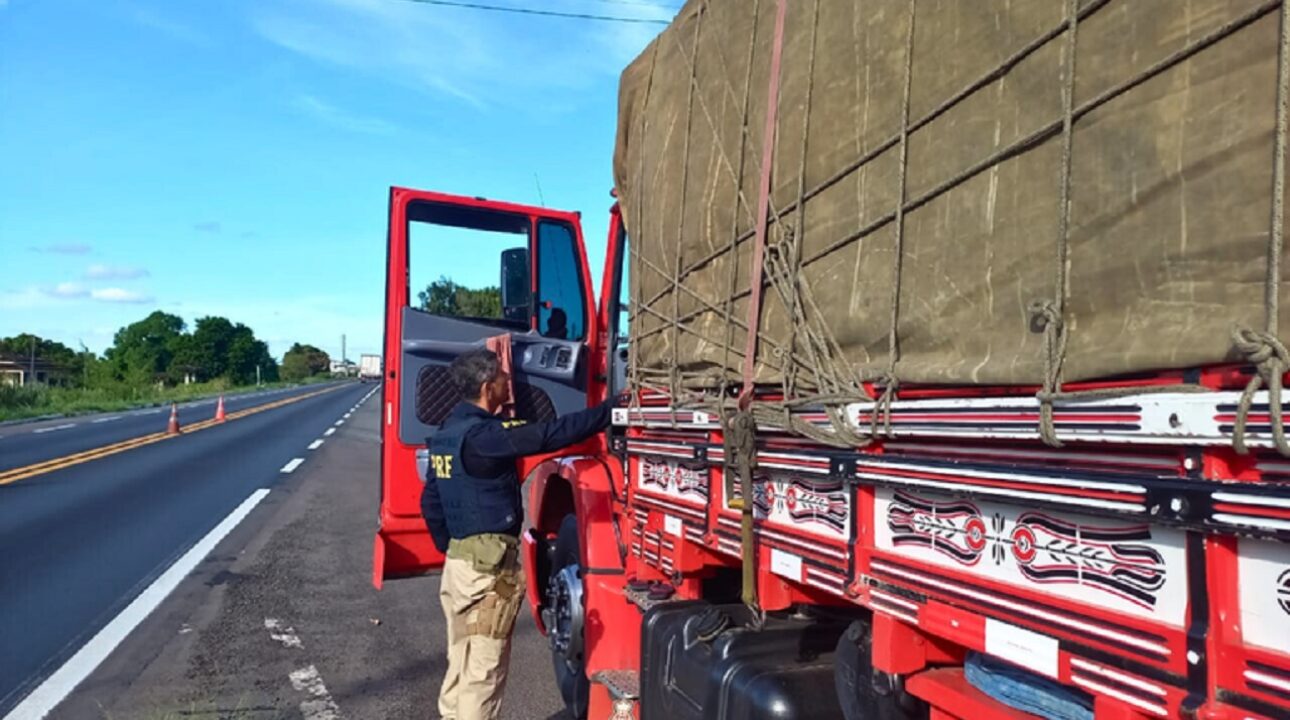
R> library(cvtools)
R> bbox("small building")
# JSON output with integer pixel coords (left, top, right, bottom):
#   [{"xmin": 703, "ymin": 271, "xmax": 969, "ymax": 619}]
[{"xmin": 0, "ymin": 356, "xmax": 63, "ymax": 386}]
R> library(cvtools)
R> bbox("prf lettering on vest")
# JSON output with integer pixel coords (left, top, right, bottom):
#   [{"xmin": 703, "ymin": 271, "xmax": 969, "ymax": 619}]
[{"xmin": 431, "ymin": 454, "xmax": 454, "ymax": 479}]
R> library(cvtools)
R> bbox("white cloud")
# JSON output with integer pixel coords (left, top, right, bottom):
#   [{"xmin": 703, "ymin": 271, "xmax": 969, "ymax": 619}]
[
  {"xmin": 84, "ymin": 264, "xmax": 150, "ymax": 280},
  {"xmin": 28, "ymin": 243, "xmax": 92, "ymax": 255},
  {"xmin": 294, "ymin": 94, "xmax": 396, "ymax": 135},
  {"xmin": 45, "ymin": 282, "xmax": 90, "ymax": 299},
  {"xmin": 91, "ymin": 288, "xmax": 154, "ymax": 304},
  {"xmin": 251, "ymin": 0, "xmax": 672, "ymax": 110}
]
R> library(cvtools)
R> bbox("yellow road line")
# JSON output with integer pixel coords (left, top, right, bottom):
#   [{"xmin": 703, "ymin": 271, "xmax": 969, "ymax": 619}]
[{"xmin": 0, "ymin": 385, "xmax": 346, "ymax": 486}]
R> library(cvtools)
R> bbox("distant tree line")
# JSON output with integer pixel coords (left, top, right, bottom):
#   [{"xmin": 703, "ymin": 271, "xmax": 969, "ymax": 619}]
[
  {"xmin": 418, "ymin": 276, "xmax": 502, "ymax": 319},
  {"xmin": 1, "ymin": 311, "xmax": 334, "ymax": 389}
]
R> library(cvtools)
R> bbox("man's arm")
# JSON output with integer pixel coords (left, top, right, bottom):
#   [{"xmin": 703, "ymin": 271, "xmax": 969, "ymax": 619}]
[
  {"xmin": 419, "ymin": 469, "xmax": 451, "ymax": 553},
  {"xmin": 465, "ymin": 399, "xmax": 614, "ymax": 464}
]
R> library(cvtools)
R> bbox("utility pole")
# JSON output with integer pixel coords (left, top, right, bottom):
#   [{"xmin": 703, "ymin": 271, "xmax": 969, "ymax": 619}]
[
  {"xmin": 256, "ymin": 365, "xmax": 262, "ymax": 387},
  {"xmin": 28, "ymin": 336, "xmax": 35, "ymax": 386},
  {"xmin": 341, "ymin": 334, "xmax": 347, "ymax": 375}
]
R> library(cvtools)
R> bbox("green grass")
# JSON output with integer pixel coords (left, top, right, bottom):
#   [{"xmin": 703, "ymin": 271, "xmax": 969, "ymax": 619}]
[{"xmin": 0, "ymin": 375, "xmax": 344, "ymax": 423}]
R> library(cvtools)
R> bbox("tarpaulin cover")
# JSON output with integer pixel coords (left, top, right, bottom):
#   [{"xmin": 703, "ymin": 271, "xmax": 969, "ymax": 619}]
[{"xmin": 615, "ymin": 0, "xmax": 1290, "ymax": 397}]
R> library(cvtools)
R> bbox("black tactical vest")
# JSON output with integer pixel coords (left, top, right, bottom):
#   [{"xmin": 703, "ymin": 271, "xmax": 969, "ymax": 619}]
[{"xmin": 423, "ymin": 408, "xmax": 523, "ymax": 540}]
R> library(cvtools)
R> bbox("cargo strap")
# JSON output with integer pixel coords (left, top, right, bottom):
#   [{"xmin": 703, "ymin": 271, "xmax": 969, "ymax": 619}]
[
  {"xmin": 730, "ymin": 0, "xmax": 789, "ymax": 621},
  {"xmin": 737, "ymin": 0, "xmax": 789, "ymax": 410}
]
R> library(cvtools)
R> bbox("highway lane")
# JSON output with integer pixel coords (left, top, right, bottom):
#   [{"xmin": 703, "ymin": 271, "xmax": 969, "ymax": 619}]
[
  {"xmin": 0, "ymin": 381, "xmax": 374, "ymax": 716},
  {"xmin": 0, "ymin": 382, "xmax": 360, "ymax": 475}
]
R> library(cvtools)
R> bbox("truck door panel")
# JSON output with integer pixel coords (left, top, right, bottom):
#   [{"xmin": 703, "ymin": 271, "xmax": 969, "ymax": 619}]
[{"xmin": 374, "ymin": 188, "xmax": 594, "ymax": 586}]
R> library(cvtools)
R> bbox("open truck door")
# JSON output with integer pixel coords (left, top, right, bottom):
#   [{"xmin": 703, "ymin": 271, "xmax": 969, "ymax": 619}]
[{"xmin": 374, "ymin": 188, "xmax": 597, "ymax": 587}]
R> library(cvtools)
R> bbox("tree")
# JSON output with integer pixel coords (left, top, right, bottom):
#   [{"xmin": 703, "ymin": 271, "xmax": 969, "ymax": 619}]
[
  {"xmin": 190, "ymin": 316, "xmax": 237, "ymax": 380},
  {"xmin": 104, "ymin": 311, "xmax": 186, "ymax": 385},
  {"xmin": 418, "ymin": 276, "xmax": 502, "ymax": 319},
  {"xmin": 281, "ymin": 343, "xmax": 330, "ymax": 381},
  {"xmin": 226, "ymin": 323, "xmax": 276, "ymax": 385}
]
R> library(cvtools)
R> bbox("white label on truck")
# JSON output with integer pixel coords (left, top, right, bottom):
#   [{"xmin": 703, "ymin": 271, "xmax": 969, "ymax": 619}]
[
  {"xmin": 663, "ymin": 515, "xmax": 682, "ymax": 537},
  {"xmin": 985, "ymin": 617, "xmax": 1059, "ymax": 679},
  {"xmin": 770, "ymin": 548, "xmax": 802, "ymax": 582}
]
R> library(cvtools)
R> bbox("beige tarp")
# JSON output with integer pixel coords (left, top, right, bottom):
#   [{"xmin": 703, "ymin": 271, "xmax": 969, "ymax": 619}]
[{"xmin": 615, "ymin": 0, "xmax": 1289, "ymax": 399}]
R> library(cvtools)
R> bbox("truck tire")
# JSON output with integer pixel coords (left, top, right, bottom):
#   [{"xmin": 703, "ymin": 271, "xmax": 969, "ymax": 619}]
[
  {"xmin": 835, "ymin": 618, "xmax": 928, "ymax": 720},
  {"xmin": 546, "ymin": 514, "xmax": 590, "ymax": 719}
]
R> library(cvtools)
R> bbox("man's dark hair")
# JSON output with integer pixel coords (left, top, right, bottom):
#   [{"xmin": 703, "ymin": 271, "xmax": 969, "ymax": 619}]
[{"xmin": 450, "ymin": 349, "xmax": 501, "ymax": 399}]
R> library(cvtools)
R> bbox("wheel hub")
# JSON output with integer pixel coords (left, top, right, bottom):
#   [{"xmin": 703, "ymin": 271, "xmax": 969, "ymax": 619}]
[{"xmin": 544, "ymin": 564, "xmax": 585, "ymax": 664}]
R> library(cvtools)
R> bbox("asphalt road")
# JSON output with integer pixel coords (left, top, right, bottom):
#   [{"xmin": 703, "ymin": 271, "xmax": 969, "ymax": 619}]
[
  {"xmin": 0, "ymin": 380, "xmax": 565, "ymax": 719},
  {"xmin": 0, "ymin": 383, "xmax": 350, "ymax": 475}
]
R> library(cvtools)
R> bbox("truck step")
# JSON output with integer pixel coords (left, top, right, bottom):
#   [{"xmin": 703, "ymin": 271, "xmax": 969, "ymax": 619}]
[
  {"xmin": 905, "ymin": 667, "xmax": 1038, "ymax": 720},
  {"xmin": 591, "ymin": 669, "xmax": 640, "ymax": 701},
  {"xmin": 623, "ymin": 581, "xmax": 683, "ymax": 613}
]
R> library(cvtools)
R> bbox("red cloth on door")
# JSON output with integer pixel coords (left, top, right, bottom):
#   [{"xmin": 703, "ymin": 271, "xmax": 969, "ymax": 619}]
[{"xmin": 484, "ymin": 333, "xmax": 516, "ymax": 418}]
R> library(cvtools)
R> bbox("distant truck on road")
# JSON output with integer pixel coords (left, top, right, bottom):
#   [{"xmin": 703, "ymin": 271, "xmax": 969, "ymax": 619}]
[{"xmin": 358, "ymin": 354, "xmax": 382, "ymax": 383}]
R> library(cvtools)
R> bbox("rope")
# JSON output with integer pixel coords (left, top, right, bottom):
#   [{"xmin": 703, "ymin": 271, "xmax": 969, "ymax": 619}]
[
  {"xmin": 873, "ymin": 0, "xmax": 918, "ymax": 438},
  {"xmin": 1233, "ymin": 0, "xmax": 1290, "ymax": 455},
  {"xmin": 1032, "ymin": 0, "xmax": 1081, "ymax": 447}
]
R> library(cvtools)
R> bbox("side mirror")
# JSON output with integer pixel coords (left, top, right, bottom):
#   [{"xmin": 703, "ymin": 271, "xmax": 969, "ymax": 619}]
[{"xmin": 500, "ymin": 247, "xmax": 531, "ymax": 323}]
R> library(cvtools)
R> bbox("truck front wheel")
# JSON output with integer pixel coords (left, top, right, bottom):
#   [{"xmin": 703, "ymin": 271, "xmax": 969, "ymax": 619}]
[{"xmin": 543, "ymin": 514, "xmax": 589, "ymax": 719}]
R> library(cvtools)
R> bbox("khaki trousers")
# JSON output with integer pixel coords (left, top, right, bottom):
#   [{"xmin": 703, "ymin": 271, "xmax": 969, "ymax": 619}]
[{"xmin": 437, "ymin": 539, "xmax": 524, "ymax": 720}]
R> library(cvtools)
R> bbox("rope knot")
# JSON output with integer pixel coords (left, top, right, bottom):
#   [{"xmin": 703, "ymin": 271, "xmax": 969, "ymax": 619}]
[
  {"xmin": 1231, "ymin": 326, "xmax": 1290, "ymax": 456},
  {"xmin": 1232, "ymin": 327, "xmax": 1289, "ymax": 368}
]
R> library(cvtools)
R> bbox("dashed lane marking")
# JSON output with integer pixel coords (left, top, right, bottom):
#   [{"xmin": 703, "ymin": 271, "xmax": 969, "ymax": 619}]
[
  {"xmin": 32, "ymin": 423, "xmax": 76, "ymax": 435},
  {"xmin": 307, "ymin": 439, "xmax": 324, "ymax": 450},
  {"xmin": 323, "ymin": 428, "xmax": 335, "ymax": 437},
  {"xmin": 90, "ymin": 416, "xmax": 121, "ymax": 424},
  {"xmin": 264, "ymin": 618, "xmax": 303, "ymax": 649},
  {"xmin": 288, "ymin": 665, "xmax": 343, "ymax": 720},
  {"xmin": 280, "ymin": 458, "xmax": 305, "ymax": 474},
  {"xmin": 3, "ymin": 489, "xmax": 271, "ymax": 720}
]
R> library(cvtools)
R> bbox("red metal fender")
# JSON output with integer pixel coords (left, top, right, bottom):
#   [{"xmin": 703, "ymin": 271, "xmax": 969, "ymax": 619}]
[
  {"xmin": 521, "ymin": 528, "xmax": 549, "ymax": 634},
  {"xmin": 521, "ymin": 452, "xmax": 629, "ymax": 658}
]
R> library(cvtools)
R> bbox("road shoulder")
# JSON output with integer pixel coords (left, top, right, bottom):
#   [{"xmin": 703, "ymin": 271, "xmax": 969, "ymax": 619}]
[{"xmin": 51, "ymin": 399, "xmax": 566, "ymax": 719}]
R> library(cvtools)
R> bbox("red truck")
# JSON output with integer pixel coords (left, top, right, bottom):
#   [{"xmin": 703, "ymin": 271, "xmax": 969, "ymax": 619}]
[{"xmin": 374, "ymin": 1, "xmax": 1290, "ymax": 718}]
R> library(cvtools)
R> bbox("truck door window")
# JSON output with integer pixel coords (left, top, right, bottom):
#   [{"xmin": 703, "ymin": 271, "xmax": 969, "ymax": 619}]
[
  {"xmin": 406, "ymin": 201, "xmax": 529, "ymax": 328},
  {"xmin": 536, "ymin": 221, "xmax": 586, "ymax": 341}
]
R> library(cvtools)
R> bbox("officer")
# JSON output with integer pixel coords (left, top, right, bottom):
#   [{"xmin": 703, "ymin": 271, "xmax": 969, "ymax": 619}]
[{"xmin": 421, "ymin": 348, "xmax": 613, "ymax": 720}]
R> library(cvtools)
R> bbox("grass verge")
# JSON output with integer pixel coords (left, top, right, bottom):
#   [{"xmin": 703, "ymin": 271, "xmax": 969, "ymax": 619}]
[{"xmin": 0, "ymin": 376, "xmax": 341, "ymax": 423}]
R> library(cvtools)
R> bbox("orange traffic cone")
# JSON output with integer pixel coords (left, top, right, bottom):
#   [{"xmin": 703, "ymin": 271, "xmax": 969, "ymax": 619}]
[
  {"xmin": 214, "ymin": 395, "xmax": 227, "ymax": 423},
  {"xmin": 167, "ymin": 403, "xmax": 181, "ymax": 435}
]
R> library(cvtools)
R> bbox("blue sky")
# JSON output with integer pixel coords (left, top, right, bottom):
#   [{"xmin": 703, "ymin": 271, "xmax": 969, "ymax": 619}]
[{"xmin": 0, "ymin": 0, "xmax": 673, "ymax": 361}]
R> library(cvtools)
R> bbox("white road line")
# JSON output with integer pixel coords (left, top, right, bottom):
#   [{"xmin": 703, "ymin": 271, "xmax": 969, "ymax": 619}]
[
  {"xmin": 4, "ymin": 489, "xmax": 271, "ymax": 720},
  {"xmin": 289, "ymin": 665, "xmax": 343, "ymax": 720},
  {"xmin": 281, "ymin": 458, "xmax": 305, "ymax": 474},
  {"xmin": 307, "ymin": 439, "xmax": 324, "ymax": 450},
  {"xmin": 333, "ymin": 419, "xmax": 343, "ymax": 427},
  {"xmin": 90, "ymin": 416, "xmax": 121, "ymax": 424},
  {"xmin": 32, "ymin": 423, "xmax": 75, "ymax": 435},
  {"xmin": 323, "ymin": 428, "xmax": 336, "ymax": 437},
  {"xmin": 264, "ymin": 618, "xmax": 303, "ymax": 649}
]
